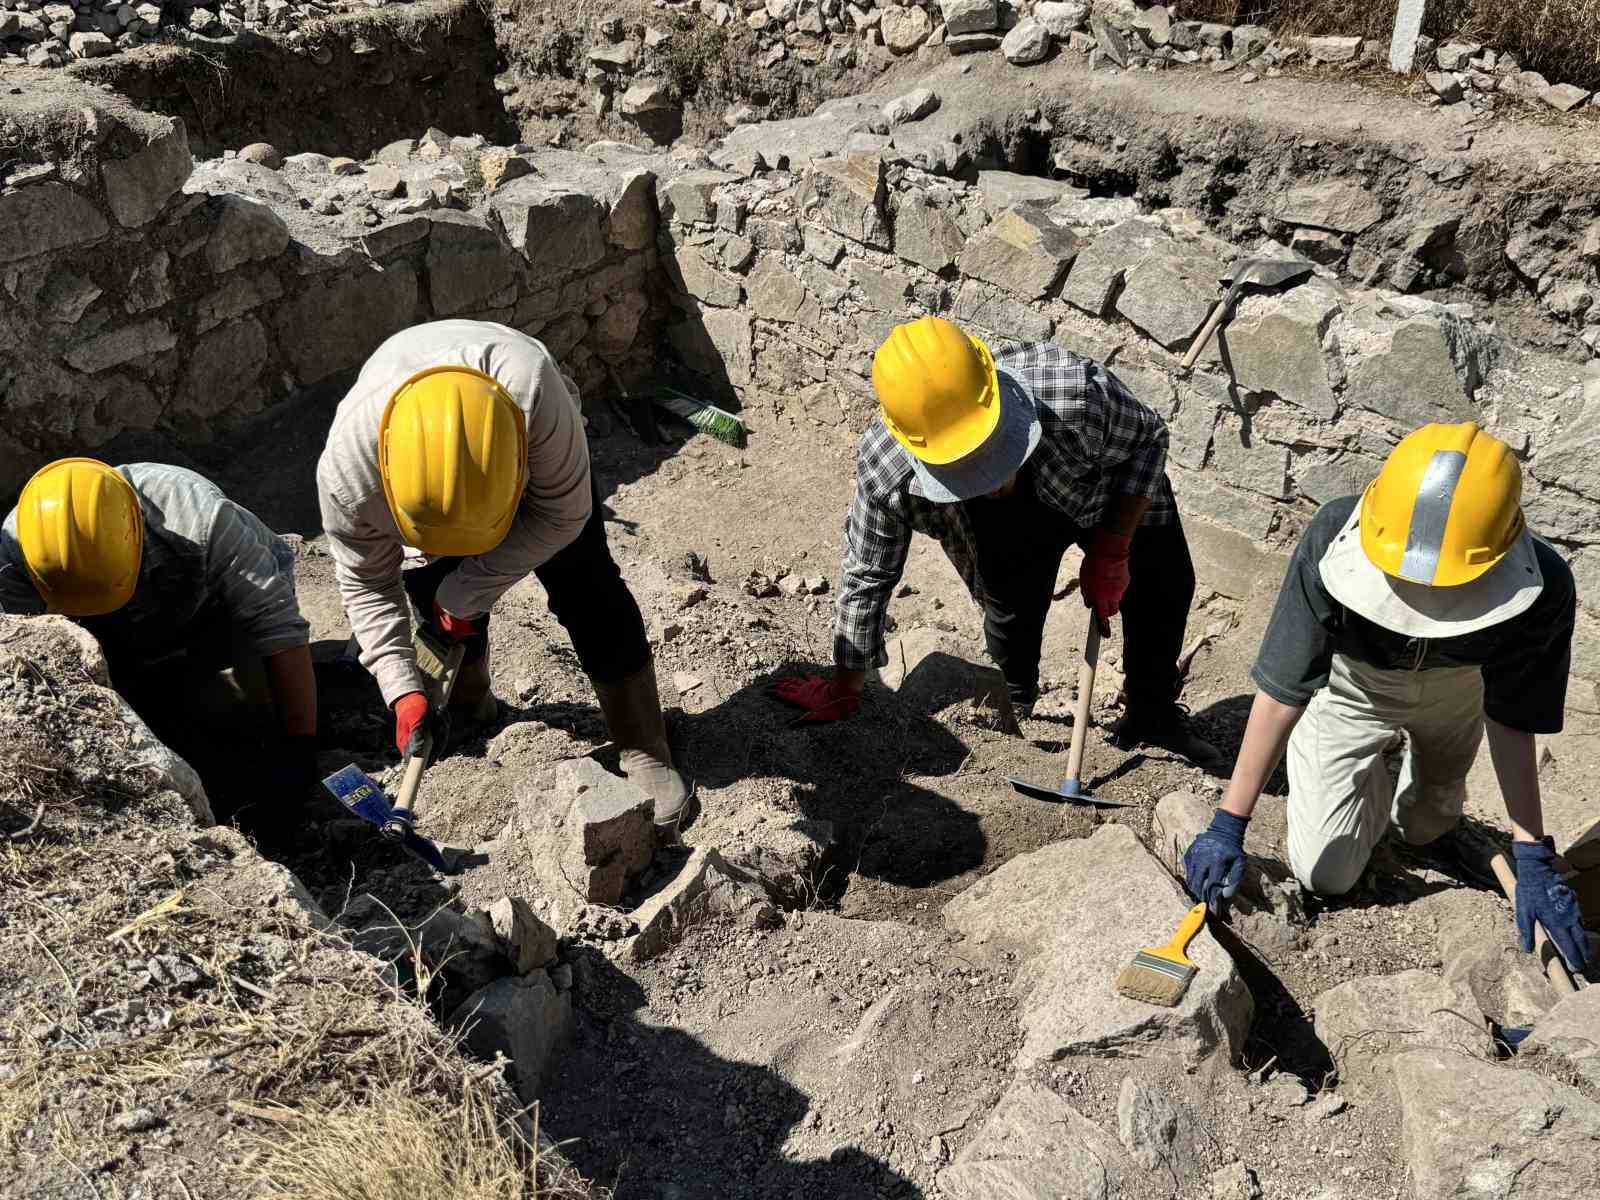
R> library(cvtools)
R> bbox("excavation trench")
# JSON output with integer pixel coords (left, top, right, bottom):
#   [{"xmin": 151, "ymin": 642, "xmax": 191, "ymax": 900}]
[{"xmin": 7, "ymin": 21, "xmax": 1600, "ymax": 1199}]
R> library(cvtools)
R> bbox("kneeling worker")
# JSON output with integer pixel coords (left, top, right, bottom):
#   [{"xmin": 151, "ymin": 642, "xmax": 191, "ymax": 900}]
[
  {"xmin": 317, "ymin": 319, "xmax": 689, "ymax": 839},
  {"xmin": 778, "ymin": 316, "xmax": 1216, "ymax": 766},
  {"xmin": 1184, "ymin": 422, "xmax": 1589, "ymax": 973},
  {"xmin": 0, "ymin": 459, "xmax": 318, "ymax": 820}
]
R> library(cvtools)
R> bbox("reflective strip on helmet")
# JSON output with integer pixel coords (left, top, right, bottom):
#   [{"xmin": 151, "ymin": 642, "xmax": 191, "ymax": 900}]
[{"xmin": 1399, "ymin": 449, "xmax": 1468, "ymax": 583}]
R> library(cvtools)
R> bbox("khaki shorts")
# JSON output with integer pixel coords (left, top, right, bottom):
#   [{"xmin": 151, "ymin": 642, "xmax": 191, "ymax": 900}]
[{"xmin": 1286, "ymin": 653, "xmax": 1484, "ymax": 896}]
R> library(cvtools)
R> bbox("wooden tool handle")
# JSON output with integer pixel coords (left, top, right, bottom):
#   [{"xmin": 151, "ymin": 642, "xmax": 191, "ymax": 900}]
[
  {"xmin": 1064, "ymin": 616, "xmax": 1101, "ymax": 785},
  {"xmin": 392, "ymin": 752, "xmax": 427, "ymax": 818},
  {"xmin": 1179, "ymin": 299, "xmax": 1228, "ymax": 370},
  {"xmin": 1165, "ymin": 902, "xmax": 1208, "ymax": 956},
  {"xmin": 1490, "ymin": 852, "xmax": 1578, "ymax": 995},
  {"xmin": 393, "ymin": 643, "xmax": 467, "ymax": 820}
]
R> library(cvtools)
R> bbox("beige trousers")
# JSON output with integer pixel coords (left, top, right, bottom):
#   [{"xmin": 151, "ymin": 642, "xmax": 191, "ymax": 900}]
[{"xmin": 1286, "ymin": 653, "xmax": 1484, "ymax": 896}]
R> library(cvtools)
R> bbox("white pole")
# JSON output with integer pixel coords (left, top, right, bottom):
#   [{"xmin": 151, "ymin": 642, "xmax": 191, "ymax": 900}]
[{"xmin": 1389, "ymin": 0, "xmax": 1429, "ymax": 72}]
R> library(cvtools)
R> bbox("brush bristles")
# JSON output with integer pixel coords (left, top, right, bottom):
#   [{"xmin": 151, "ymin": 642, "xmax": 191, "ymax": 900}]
[{"xmin": 1114, "ymin": 952, "xmax": 1197, "ymax": 1008}]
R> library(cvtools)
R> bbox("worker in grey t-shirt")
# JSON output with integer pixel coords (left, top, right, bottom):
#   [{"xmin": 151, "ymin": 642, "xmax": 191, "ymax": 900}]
[
  {"xmin": 1181, "ymin": 422, "xmax": 1588, "ymax": 976},
  {"xmin": 0, "ymin": 458, "xmax": 317, "ymax": 829}
]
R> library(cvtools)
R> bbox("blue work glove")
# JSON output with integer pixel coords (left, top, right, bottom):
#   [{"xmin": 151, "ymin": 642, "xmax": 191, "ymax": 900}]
[
  {"xmin": 1184, "ymin": 810, "xmax": 1249, "ymax": 915},
  {"xmin": 1512, "ymin": 838, "xmax": 1591, "ymax": 973}
]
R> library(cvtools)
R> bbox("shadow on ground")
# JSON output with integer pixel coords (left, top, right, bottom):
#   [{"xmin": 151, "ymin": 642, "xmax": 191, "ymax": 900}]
[{"xmin": 543, "ymin": 952, "xmax": 926, "ymax": 1200}]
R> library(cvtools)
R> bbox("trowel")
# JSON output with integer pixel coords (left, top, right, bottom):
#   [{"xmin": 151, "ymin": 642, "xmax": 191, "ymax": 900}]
[
  {"xmin": 1179, "ymin": 255, "xmax": 1316, "ymax": 371},
  {"xmin": 1007, "ymin": 613, "xmax": 1134, "ymax": 809},
  {"xmin": 321, "ymin": 630, "xmax": 466, "ymax": 873}
]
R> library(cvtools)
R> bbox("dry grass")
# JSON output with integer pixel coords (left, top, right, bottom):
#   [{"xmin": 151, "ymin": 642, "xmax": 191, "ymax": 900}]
[
  {"xmin": 1173, "ymin": 0, "xmax": 1600, "ymax": 89},
  {"xmin": 243, "ymin": 1083, "xmax": 599, "ymax": 1200},
  {"xmin": 0, "ymin": 619, "xmax": 603, "ymax": 1200}
]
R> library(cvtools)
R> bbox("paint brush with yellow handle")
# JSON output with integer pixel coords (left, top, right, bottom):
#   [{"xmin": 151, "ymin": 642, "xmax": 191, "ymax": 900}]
[{"xmin": 1115, "ymin": 902, "xmax": 1207, "ymax": 1007}]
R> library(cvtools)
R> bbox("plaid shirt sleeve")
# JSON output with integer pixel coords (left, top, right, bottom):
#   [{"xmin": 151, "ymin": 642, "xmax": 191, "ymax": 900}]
[
  {"xmin": 833, "ymin": 443, "xmax": 914, "ymax": 673},
  {"xmin": 1078, "ymin": 359, "xmax": 1169, "ymax": 501}
]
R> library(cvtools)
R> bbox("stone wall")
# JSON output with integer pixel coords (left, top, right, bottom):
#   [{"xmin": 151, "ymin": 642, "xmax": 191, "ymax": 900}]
[
  {"xmin": 0, "ymin": 83, "xmax": 667, "ymax": 499},
  {"xmin": 650, "ymin": 107, "xmax": 1600, "ymax": 710}
]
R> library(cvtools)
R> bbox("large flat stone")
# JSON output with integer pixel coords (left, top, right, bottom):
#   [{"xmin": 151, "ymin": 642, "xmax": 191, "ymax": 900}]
[
  {"xmin": 100, "ymin": 117, "xmax": 190, "ymax": 227},
  {"xmin": 1520, "ymin": 986, "xmax": 1600, "ymax": 1088},
  {"xmin": 1114, "ymin": 246, "xmax": 1221, "ymax": 350},
  {"xmin": 951, "ymin": 280, "xmax": 1053, "ymax": 343},
  {"xmin": 63, "ymin": 320, "xmax": 176, "ymax": 373},
  {"xmin": 939, "ymin": 0, "xmax": 997, "ymax": 35},
  {"xmin": 449, "ymin": 973, "xmax": 572, "ymax": 1104},
  {"xmin": 0, "ymin": 183, "xmax": 109, "ymax": 263},
  {"xmin": 173, "ymin": 317, "xmax": 269, "ymax": 420},
  {"xmin": 1430, "ymin": 888, "xmax": 1560, "ymax": 1029},
  {"xmin": 1222, "ymin": 281, "xmax": 1341, "ymax": 419},
  {"xmin": 893, "ymin": 193, "xmax": 967, "ymax": 272},
  {"xmin": 938, "ymin": 1079, "xmax": 1128, "ymax": 1199},
  {"xmin": 1276, "ymin": 180, "xmax": 1384, "ymax": 234},
  {"xmin": 944, "ymin": 823, "xmax": 1251, "ymax": 1067},
  {"xmin": 667, "ymin": 245, "xmax": 741, "ymax": 307},
  {"xmin": 657, "ymin": 169, "xmax": 740, "ymax": 227},
  {"xmin": 799, "ymin": 153, "xmax": 891, "ymax": 251},
  {"xmin": 1149, "ymin": 792, "xmax": 1306, "ymax": 957},
  {"xmin": 668, "ymin": 309, "xmax": 753, "ymax": 387},
  {"xmin": 424, "ymin": 214, "xmax": 515, "ymax": 317},
  {"xmin": 490, "ymin": 179, "xmax": 607, "ymax": 275},
  {"xmin": 1393, "ymin": 1050, "xmax": 1600, "ymax": 1199},
  {"xmin": 1342, "ymin": 314, "xmax": 1479, "ymax": 427},
  {"xmin": 1312, "ymin": 970, "xmax": 1492, "ymax": 1099},
  {"xmin": 273, "ymin": 263, "xmax": 419, "ymax": 385},
  {"xmin": 204, "ymin": 195, "xmax": 290, "ymax": 274},
  {"xmin": 1061, "ymin": 217, "xmax": 1169, "ymax": 319},
  {"xmin": 957, "ymin": 204, "xmax": 1080, "ymax": 300},
  {"xmin": 604, "ymin": 168, "xmax": 658, "ymax": 250},
  {"xmin": 975, "ymin": 171, "xmax": 1086, "ymax": 215},
  {"xmin": 746, "ymin": 258, "xmax": 821, "ymax": 325}
]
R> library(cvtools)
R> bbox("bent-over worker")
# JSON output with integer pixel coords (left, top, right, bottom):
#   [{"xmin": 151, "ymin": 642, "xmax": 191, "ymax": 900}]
[
  {"xmin": 1183, "ymin": 422, "xmax": 1589, "ymax": 973},
  {"xmin": 777, "ymin": 316, "xmax": 1217, "ymax": 766},
  {"xmin": 316, "ymin": 319, "xmax": 690, "ymax": 839},
  {"xmin": 0, "ymin": 459, "xmax": 318, "ymax": 819}
]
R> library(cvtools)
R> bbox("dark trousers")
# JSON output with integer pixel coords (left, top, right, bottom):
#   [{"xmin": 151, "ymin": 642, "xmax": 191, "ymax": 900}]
[
  {"xmin": 966, "ymin": 489, "xmax": 1195, "ymax": 715},
  {"xmin": 401, "ymin": 479, "xmax": 651, "ymax": 686}
]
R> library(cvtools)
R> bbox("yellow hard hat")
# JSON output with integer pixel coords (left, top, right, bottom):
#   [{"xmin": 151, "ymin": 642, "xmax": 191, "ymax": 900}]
[
  {"xmin": 379, "ymin": 366, "xmax": 528, "ymax": 556},
  {"xmin": 15, "ymin": 458, "xmax": 143, "ymax": 616},
  {"xmin": 1360, "ymin": 422, "xmax": 1524, "ymax": 587},
  {"xmin": 872, "ymin": 317, "xmax": 1002, "ymax": 466}
]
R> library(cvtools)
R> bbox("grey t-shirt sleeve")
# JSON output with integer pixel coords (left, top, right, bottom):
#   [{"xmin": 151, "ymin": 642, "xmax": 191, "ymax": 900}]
[
  {"xmin": 0, "ymin": 515, "xmax": 46, "ymax": 615},
  {"xmin": 1249, "ymin": 498, "xmax": 1355, "ymax": 708}
]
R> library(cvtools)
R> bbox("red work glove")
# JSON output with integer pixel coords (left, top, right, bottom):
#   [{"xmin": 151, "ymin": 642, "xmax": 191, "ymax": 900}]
[
  {"xmin": 774, "ymin": 674, "xmax": 862, "ymax": 724},
  {"xmin": 432, "ymin": 600, "xmax": 481, "ymax": 643},
  {"xmin": 393, "ymin": 691, "xmax": 431, "ymax": 757},
  {"xmin": 1080, "ymin": 529, "xmax": 1133, "ymax": 635}
]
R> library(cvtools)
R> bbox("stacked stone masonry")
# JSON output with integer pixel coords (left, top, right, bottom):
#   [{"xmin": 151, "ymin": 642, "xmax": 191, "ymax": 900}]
[
  {"xmin": 0, "ymin": 99, "xmax": 668, "ymax": 496},
  {"xmin": 654, "ymin": 106, "xmax": 1600, "ymax": 711}
]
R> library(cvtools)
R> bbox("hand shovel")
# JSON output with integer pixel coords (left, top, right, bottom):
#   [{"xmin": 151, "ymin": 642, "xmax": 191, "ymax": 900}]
[
  {"xmin": 1180, "ymin": 256, "xmax": 1315, "ymax": 371},
  {"xmin": 321, "ymin": 635, "xmax": 466, "ymax": 873},
  {"xmin": 1008, "ymin": 613, "xmax": 1133, "ymax": 808}
]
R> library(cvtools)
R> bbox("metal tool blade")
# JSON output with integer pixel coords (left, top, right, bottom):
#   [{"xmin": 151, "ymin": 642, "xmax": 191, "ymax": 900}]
[
  {"xmin": 1006, "ymin": 775, "xmax": 1136, "ymax": 809},
  {"xmin": 321, "ymin": 764, "xmax": 452, "ymax": 873}
]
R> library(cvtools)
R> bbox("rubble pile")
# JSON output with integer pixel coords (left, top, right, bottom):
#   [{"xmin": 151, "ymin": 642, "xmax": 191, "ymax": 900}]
[{"xmin": 0, "ymin": 0, "xmax": 427, "ymax": 68}]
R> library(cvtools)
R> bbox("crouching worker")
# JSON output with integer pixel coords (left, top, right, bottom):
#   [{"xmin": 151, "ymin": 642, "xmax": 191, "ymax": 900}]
[
  {"xmin": 0, "ymin": 459, "xmax": 318, "ymax": 828},
  {"xmin": 777, "ymin": 316, "xmax": 1217, "ymax": 766},
  {"xmin": 1184, "ymin": 422, "xmax": 1589, "ymax": 974},
  {"xmin": 316, "ymin": 319, "xmax": 690, "ymax": 840}
]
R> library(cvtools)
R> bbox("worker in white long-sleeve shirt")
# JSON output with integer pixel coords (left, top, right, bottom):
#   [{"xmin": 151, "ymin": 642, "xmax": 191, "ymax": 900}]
[{"xmin": 316, "ymin": 319, "xmax": 690, "ymax": 840}]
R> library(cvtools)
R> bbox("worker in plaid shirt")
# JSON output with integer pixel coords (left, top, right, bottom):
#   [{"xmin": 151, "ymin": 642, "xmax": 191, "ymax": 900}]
[{"xmin": 776, "ymin": 316, "xmax": 1218, "ymax": 767}]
